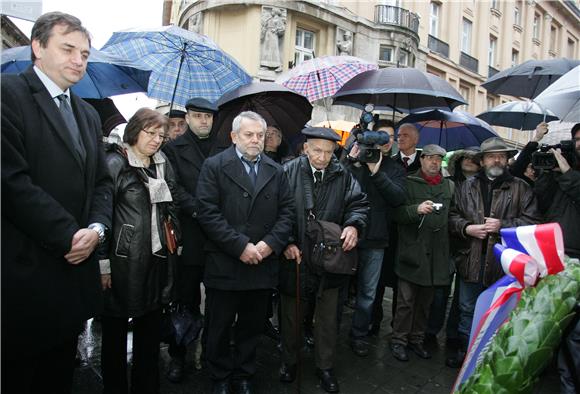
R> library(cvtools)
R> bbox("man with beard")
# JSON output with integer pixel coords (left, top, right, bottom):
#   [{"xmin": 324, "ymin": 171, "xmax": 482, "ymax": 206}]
[
  {"xmin": 162, "ymin": 97, "xmax": 218, "ymax": 382},
  {"xmin": 447, "ymin": 137, "xmax": 541, "ymax": 368}
]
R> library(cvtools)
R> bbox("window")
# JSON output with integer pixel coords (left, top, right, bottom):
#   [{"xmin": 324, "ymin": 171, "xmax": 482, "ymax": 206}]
[
  {"xmin": 514, "ymin": 6, "xmax": 521, "ymax": 25},
  {"xmin": 568, "ymin": 38, "xmax": 576, "ymax": 58},
  {"xmin": 462, "ymin": 18, "xmax": 472, "ymax": 54},
  {"xmin": 379, "ymin": 45, "xmax": 394, "ymax": 62},
  {"xmin": 294, "ymin": 28, "xmax": 315, "ymax": 65},
  {"xmin": 512, "ymin": 49, "xmax": 519, "ymax": 67},
  {"xmin": 459, "ymin": 85, "xmax": 470, "ymax": 109},
  {"xmin": 398, "ymin": 49, "xmax": 409, "ymax": 66},
  {"xmin": 533, "ymin": 13, "xmax": 540, "ymax": 39},
  {"xmin": 550, "ymin": 25, "xmax": 557, "ymax": 51},
  {"xmin": 489, "ymin": 36, "xmax": 497, "ymax": 67},
  {"xmin": 487, "ymin": 96, "xmax": 495, "ymax": 110},
  {"xmin": 491, "ymin": 0, "xmax": 499, "ymax": 10},
  {"xmin": 430, "ymin": 2, "xmax": 440, "ymax": 37}
]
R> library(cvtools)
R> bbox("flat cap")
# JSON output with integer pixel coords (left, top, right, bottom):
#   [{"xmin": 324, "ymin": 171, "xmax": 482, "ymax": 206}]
[
  {"xmin": 421, "ymin": 144, "xmax": 447, "ymax": 157},
  {"xmin": 165, "ymin": 109, "xmax": 186, "ymax": 119},
  {"xmin": 185, "ymin": 98, "xmax": 218, "ymax": 113},
  {"xmin": 301, "ymin": 127, "xmax": 341, "ymax": 142}
]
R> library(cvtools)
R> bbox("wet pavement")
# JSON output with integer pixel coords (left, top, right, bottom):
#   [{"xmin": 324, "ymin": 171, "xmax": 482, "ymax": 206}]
[{"xmin": 72, "ymin": 288, "xmax": 561, "ymax": 394}]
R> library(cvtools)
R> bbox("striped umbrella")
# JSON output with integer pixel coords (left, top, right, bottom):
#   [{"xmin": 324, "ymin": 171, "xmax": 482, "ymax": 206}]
[
  {"xmin": 276, "ymin": 55, "xmax": 378, "ymax": 103},
  {"xmin": 101, "ymin": 26, "xmax": 252, "ymax": 110}
]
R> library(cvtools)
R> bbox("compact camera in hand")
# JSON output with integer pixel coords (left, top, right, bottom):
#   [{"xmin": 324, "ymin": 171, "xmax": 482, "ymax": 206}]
[{"xmin": 432, "ymin": 203, "xmax": 443, "ymax": 212}]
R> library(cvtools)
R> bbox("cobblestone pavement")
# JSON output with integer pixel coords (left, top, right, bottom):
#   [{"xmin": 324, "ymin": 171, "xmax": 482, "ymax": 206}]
[{"xmin": 72, "ymin": 288, "xmax": 561, "ymax": 394}]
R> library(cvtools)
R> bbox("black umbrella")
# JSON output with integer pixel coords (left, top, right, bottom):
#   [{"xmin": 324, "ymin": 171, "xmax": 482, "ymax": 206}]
[
  {"xmin": 213, "ymin": 82, "xmax": 312, "ymax": 149},
  {"xmin": 84, "ymin": 98, "xmax": 126, "ymax": 137},
  {"xmin": 332, "ymin": 68, "xmax": 466, "ymax": 112},
  {"xmin": 481, "ymin": 58, "xmax": 580, "ymax": 99},
  {"xmin": 476, "ymin": 101, "xmax": 558, "ymax": 131}
]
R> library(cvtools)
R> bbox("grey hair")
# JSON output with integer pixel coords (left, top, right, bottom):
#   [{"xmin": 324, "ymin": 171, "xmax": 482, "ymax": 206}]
[
  {"xmin": 397, "ymin": 123, "xmax": 419, "ymax": 135},
  {"xmin": 232, "ymin": 111, "xmax": 267, "ymax": 133},
  {"xmin": 31, "ymin": 12, "xmax": 91, "ymax": 62}
]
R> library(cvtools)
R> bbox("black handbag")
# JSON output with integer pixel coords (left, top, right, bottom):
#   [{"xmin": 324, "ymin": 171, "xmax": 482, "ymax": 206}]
[{"xmin": 302, "ymin": 170, "xmax": 357, "ymax": 275}]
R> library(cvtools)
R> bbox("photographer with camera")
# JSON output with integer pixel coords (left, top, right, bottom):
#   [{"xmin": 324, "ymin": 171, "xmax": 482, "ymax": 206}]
[
  {"xmin": 509, "ymin": 121, "xmax": 549, "ymax": 186},
  {"xmin": 534, "ymin": 123, "xmax": 580, "ymax": 259},
  {"xmin": 343, "ymin": 119, "xmax": 407, "ymax": 357},
  {"xmin": 447, "ymin": 137, "xmax": 541, "ymax": 368},
  {"xmin": 389, "ymin": 144, "xmax": 454, "ymax": 362}
]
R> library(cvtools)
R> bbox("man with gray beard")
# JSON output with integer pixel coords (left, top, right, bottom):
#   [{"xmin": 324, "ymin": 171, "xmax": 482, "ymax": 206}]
[{"xmin": 447, "ymin": 137, "xmax": 541, "ymax": 368}]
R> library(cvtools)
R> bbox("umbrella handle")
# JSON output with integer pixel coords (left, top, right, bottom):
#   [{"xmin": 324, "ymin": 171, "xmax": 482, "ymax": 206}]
[{"xmin": 169, "ymin": 42, "xmax": 187, "ymax": 111}]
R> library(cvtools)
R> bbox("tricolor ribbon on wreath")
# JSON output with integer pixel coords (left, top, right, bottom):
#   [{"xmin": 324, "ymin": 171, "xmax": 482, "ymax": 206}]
[{"xmin": 452, "ymin": 223, "xmax": 566, "ymax": 393}]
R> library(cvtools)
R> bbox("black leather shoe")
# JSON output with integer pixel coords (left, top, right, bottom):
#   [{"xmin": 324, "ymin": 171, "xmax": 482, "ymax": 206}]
[
  {"xmin": 279, "ymin": 363, "xmax": 297, "ymax": 383},
  {"xmin": 350, "ymin": 338, "xmax": 369, "ymax": 357},
  {"xmin": 316, "ymin": 368, "xmax": 339, "ymax": 393},
  {"xmin": 408, "ymin": 342, "xmax": 432, "ymax": 359},
  {"xmin": 166, "ymin": 357, "xmax": 185, "ymax": 383},
  {"xmin": 445, "ymin": 349, "xmax": 466, "ymax": 368},
  {"xmin": 212, "ymin": 380, "xmax": 229, "ymax": 394},
  {"xmin": 390, "ymin": 343, "xmax": 409, "ymax": 362},
  {"xmin": 235, "ymin": 379, "xmax": 252, "ymax": 394}
]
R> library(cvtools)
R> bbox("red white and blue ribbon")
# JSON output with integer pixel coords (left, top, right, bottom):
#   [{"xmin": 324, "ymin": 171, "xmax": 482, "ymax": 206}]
[{"xmin": 452, "ymin": 223, "xmax": 565, "ymax": 392}]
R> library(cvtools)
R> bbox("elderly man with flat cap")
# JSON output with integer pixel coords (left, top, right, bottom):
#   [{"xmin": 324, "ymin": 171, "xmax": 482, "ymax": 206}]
[
  {"xmin": 279, "ymin": 127, "xmax": 368, "ymax": 393},
  {"xmin": 165, "ymin": 109, "xmax": 188, "ymax": 140},
  {"xmin": 389, "ymin": 144, "xmax": 454, "ymax": 362},
  {"xmin": 162, "ymin": 97, "xmax": 218, "ymax": 382},
  {"xmin": 447, "ymin": 137, "xmax": 541, "ymax": 368}
]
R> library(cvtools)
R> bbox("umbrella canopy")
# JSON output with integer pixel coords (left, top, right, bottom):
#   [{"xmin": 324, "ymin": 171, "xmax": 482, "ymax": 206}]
[
  {"xmin": 397, "ymin": 109, "xmax": 498, "ymax": 151},
  {"xmin": 83, "ymin": 98, "xmax": 126, "ymax": 136},
  {"xmin": 101, "ymin": 25, "xmax": 252, "ymax": 108},
  {"xmin": 213, "ymin": 82, "xmax": 312, "ymax": 149},
  {"xmin": 477, "ymin": 101, "xmax": 558, "ymax": 130},
  {"xmin": 313, "ymin": 120, "xmax": 357, "ymax": 146},
  {"xmin": 332, "ymin": 67, "xmax": 467, "ymax": 112},
  {"xmin": 481, "ymin": 58, "xmax": 580, "ymax": 99},
  {"xmin": 276, "ymin": 55, "xmax": 378, "ymax": 102},
  {"xmin": 534, "ymin": 65, "xmax": 580, "ymax": 123},
  {"xmin": 1, "ymin": 45, "xmax": 151, "ymax": 99}
]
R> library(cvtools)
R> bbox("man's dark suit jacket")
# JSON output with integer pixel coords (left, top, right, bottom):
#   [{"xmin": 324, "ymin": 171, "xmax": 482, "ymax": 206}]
[{"xmin": 1, "ymin": 66, "xmax": 113, "ymax": 355}]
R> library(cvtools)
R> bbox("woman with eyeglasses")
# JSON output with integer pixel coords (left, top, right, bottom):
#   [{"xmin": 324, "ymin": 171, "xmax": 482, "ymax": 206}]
[{"xmin": 98, "ymin": 107, "xmax": 180, "ymax": 394}]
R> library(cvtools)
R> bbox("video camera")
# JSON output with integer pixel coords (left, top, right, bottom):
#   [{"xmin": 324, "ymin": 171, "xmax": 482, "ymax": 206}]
[
  {"xmin": 350, "ymin": 104, "xmax": 390, "ymax": 163},
  {"xmin": 531, "ymin": 139, "xmax": 576, "ymax": 170}
]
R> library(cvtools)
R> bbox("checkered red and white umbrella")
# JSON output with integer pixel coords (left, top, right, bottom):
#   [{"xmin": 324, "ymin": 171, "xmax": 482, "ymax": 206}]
[{"xmin": 276, "ymin": 55, "xmax": 377, "ymax": 103}]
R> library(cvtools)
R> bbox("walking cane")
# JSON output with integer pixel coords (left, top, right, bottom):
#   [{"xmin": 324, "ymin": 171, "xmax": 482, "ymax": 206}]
[{"xmin": 295, "ymin": 256, "xmax": 302, "ymax": 394}]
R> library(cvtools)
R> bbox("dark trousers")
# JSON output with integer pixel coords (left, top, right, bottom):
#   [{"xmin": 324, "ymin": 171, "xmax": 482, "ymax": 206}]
[
  {"xmin": 2, "ymin": 336, "xmax": 78, "ymax": 394},
  {"xmin": 169, "ymin": 264, "xmax": 204, "ymax": 359},
  {"xmin": 427, "ymin": 274, "xmax": 460, "ymax": 339},
  {"xmin": 371, "ymin": 242, "xmax": 398, "ymax": 330},
  {"xmin": 205, "ymin": 288, "xmax": 270, "ymax": 381},
  {"xmin": 101, "ymin": 310, "xmax": 162, "ymax": 394},
  {"xmin": 392, "ymin": 278, "xmax": 435, "ymax": 346},
  {"xmin": 281, "ymin": 287, "xmax": 339, "ymax": 370}
]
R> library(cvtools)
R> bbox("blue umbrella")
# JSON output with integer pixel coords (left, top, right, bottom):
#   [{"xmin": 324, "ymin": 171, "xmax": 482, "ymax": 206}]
[
  {"xmin": 101, "ymin": 26, "xmax": 252, "ymax": 109},
  {"xmin": 477, "ymin": 100, "xmax": 558, "ymax": 130},
  {"xmin": 1, "ymin": 45, "xmax": 151, "ymax": 99},
  {"xmin": 397, "ymin": 109, "xmax": 498, "ymax": 151}
]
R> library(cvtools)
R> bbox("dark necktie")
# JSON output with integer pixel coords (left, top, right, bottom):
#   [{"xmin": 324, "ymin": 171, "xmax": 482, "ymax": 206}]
[
  {"xmin": 402, "ymin": 157, "xmax": 410, "ymax": 169},
  {"xmin": 314, "ymin": 170, "xmax": 323, "ymax": 197},
  {"xmin": 57, "ymin": 94, "xmax": 85, "ymax": 161},
  {"xmin": 242, "ymin": 157, "xmax": 257, "ymax": 187}
]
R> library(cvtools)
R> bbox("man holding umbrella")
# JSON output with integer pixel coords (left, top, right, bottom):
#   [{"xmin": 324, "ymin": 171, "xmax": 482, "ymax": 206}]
[
  {"xmin": 162, "ymin": 97, "xmax": 218, "ymax": 383},
  {"xmin": 280, "ymin": 127, "xmax": 368, "ymax": 393}
]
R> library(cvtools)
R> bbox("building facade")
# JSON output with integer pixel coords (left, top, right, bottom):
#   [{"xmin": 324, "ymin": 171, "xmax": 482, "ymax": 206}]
[{"xmin": 169, "ymin": 0, "xmax": 580, "ymax": 145}]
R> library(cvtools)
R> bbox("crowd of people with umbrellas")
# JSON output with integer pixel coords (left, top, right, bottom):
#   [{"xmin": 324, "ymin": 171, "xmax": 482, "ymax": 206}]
[{"xmin": 2, "ymin": 11, "xmax": 580, "ymax": 394}]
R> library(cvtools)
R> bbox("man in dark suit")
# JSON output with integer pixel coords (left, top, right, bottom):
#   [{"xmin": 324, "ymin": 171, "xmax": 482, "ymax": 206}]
[
  {"xmin": 1, "ymin": 12, "xmax": 112, "ymax": 394},
  {"xmin": 196, "ymin": 111, "xmax": 294, "ymax": 394},
  {"xmin": 162, "ymin": 97, "xmax": 218, "ymax": 382},
  {"xmin": 393, "ymin": 123, "xmax": 421, "ymax": 173}
]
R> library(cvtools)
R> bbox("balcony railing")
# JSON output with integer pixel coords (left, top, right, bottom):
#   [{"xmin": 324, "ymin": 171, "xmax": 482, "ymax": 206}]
[
  {"xmin": 428, "ymin": 34, "xmax": 449, "ymax": 58},
  {"xmin": 488, "ymin": 65, "xmax": 499, "ymax": 78},
  {"xmin": 460, "ymin": 51, "xmax": 479, "ymax": 73},
  {"xmin": 374, "ymin": 5, "xmax": 420, "ymax": 34}
]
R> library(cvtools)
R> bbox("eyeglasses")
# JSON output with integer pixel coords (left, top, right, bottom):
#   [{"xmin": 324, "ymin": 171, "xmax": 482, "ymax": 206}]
[{"xmin": 142, "ymin": 129, "xmax": 170, "ymax": 143}]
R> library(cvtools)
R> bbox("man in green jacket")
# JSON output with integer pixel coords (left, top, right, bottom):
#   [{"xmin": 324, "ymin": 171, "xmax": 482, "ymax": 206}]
[{"xmin": 390, "ymin": 144, "xmax": 454, "ymax": 362}]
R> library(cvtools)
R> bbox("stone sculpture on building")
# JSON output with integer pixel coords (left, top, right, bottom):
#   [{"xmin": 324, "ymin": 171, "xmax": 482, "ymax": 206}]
[{"xmin": 260, "ymin": 7, "xmax": 286, "ymax": 72}]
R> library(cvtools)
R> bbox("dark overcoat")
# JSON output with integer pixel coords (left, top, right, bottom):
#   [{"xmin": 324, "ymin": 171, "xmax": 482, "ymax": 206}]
[
  {"xmin": 196, "ymin": 146, "xmax": 294, "ymax": 291},
  {"xmin": 1, "ymin": 67, "xmax": 113, "ymax": 355}
]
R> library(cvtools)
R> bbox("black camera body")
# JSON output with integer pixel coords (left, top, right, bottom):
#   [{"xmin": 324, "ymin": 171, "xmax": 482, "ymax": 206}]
[
  {"xmin": 531, "ymin": 139, "xmax": 576, "ymax": 170},
  {"xmin": 351, "ymin": 105, "xmax": 389, "ymax": 163}
]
